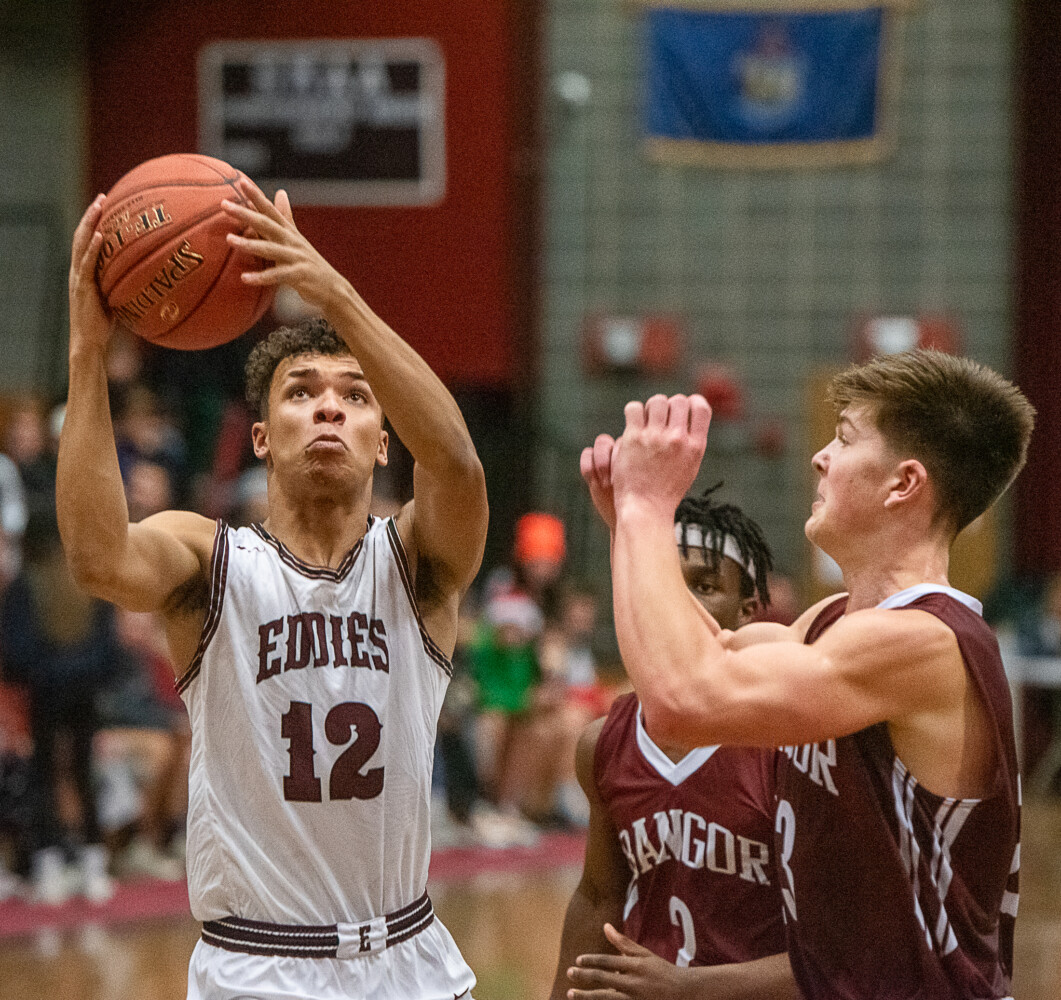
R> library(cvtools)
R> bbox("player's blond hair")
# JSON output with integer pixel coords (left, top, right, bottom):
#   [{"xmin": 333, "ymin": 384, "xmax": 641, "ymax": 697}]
[{"xmin": 828, "ymin": 349, "xmax": 1035, "ymax": 533}]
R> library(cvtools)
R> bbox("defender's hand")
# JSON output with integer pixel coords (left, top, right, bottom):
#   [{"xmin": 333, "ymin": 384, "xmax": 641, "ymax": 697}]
[
  {"xmin": 580, "ymin": 433, "xmax": 619, "ymax": 534},
  {"xmin": 611, "ymin": 394, "xmax": 711, "ymax": 522},
  {"xmin": 69, "ymin": 195, "xmax": 116, "ymax": 354},
  {"xmin": 567, "ymin": 924, "xmax": 693, "ymax": 1000},
  {"xmin": 222, "ymin": 181, "xmax": 349, "ymax": 317}
]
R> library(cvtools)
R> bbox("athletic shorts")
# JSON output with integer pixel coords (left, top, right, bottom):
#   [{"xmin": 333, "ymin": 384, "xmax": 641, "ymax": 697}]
[{"xmin": 187, "ymin": 915, "xmax": 476, "ymax": 1000}]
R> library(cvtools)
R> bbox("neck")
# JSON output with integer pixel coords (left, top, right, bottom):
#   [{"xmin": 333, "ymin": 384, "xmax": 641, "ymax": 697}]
[
  {"xmin": 262, "ymin": 476, "xmax": 373, "ymax": 569},
  {"xmin": 835, "ymin": 534, "xmax": 952, "ymax": 613}
]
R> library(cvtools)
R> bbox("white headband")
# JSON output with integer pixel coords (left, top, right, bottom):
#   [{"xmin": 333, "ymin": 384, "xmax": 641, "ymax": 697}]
[{"xmin": 674, "ymin": 522, "xmax": 757, "ymax": 582}]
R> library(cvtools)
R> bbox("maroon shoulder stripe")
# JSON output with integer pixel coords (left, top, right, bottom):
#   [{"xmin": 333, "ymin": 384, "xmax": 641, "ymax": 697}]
[
  {"xmin": 176, "ymin": 520, "xmax": 230, "ymax": 695},
  {"xmin": 384, "ymin": 519, "xmax": 453, "ymax": 677}
]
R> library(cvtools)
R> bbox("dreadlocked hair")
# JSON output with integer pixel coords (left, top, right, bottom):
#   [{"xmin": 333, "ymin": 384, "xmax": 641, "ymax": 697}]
[{"xmin": 674, "ymin": 484, "xmax": 773, "ymax": 606}]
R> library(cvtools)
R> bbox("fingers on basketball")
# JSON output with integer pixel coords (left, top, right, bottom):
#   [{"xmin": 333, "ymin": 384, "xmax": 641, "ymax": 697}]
[{"xmin": 95, "ymin": 153, "xmax": 276, "ymax": 349}]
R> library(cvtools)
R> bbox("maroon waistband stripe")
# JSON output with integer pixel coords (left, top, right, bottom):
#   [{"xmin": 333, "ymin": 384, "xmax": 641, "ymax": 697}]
[{"xmin": 201, "ymin": 893, "xmax": 434, "ymax": 959}]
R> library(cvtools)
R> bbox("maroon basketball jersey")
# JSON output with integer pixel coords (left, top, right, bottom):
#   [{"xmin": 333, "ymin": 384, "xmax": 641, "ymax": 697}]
[
  {"xmin": 777, "ymin": 587, "xmax": 1020, "ymax": 999},
  {"xmin": 595, "ymin": 692, "xmax": 785, "ymax": 966}
]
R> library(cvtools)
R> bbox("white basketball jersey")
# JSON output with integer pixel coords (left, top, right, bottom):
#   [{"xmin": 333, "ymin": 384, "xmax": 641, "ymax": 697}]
[{"xmin": 178, "ymin": 516, "xmax": 452, "ymax": 925}]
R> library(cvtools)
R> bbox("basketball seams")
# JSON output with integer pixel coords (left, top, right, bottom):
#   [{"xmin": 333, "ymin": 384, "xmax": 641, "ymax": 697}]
[
  {"xmin": 96, "ymin": 154, "xmax": 274, "ymax": 348},
  {"xmin": 99, "ymin": 165, "xmax": 254, "ymax": 296}
]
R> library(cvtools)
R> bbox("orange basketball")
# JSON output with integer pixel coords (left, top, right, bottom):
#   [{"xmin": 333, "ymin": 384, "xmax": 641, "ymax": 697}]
[{"xmin": 95, "ymin": 153, "xmax": 276, "ymax": 350}]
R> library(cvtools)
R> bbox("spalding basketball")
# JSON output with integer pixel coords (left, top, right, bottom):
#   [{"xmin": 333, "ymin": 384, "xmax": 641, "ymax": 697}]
[{"xmin": 95, "ymin": 153, "xmax": 276, "ymax": 350}]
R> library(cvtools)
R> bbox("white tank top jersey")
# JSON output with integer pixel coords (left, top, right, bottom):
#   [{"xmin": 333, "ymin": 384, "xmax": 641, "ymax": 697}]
[{"xmin": 177, "ymin": 516, "xmax": 454, "ymax": 927}]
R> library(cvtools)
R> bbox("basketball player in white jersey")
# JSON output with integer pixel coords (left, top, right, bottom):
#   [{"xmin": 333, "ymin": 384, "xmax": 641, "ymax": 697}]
[{"xmin": 59, "ymin": 184, "xmax": 488, "ymax": 1000}]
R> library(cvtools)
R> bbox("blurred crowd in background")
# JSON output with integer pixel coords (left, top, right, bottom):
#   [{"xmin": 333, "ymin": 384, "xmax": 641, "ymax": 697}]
[{"xmin": 0, "ymin": 328, "xmax": 1058, "ymax": 911}]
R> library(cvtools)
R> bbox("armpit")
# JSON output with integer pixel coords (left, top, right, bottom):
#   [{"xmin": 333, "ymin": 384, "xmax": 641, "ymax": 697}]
[
  {"xmin": 163, "ymin": 572, "xmax": 211, "ymax": 616},
  {"xmin": 413, "ymin": 553, "xmax": 449, "ymax": 612}
]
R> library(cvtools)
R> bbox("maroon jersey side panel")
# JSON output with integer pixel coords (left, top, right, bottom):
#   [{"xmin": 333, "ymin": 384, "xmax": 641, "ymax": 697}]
[
  {"xmin": 777, "ymin": 593, "xmax": 1020, "ymax": 999},
  {"xmin": 595, "ymin": 692, "xmax": 785, "ymax": 966}
]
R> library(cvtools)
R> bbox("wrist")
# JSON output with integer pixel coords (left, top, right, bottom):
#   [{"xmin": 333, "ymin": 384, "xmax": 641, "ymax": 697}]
[
  {"xmin": 68, "ymin": 338, "xmax": 109, "ymax": 368},
  {"xmin": 614, "ymin": 495, "xmax": 676, "ymax": 533},
  {"xmin": 320, "ymin": 279, "xmax": 363, "ymax": 329}
]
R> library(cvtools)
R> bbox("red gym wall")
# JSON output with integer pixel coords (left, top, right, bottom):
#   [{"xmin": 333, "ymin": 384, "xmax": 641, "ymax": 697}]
[
  {"xmin": 1014, "ymin": 0, "xmax": 1061, "ymax": 574},
  {"xmin": 84, "ymin": 0, "xmax": 539, "ymax": 391}
]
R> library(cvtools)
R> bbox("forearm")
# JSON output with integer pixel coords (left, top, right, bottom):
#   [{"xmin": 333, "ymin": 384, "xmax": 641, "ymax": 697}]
[
  {"xmin": 56, "ymin": 345, "xmax": 132, "ymax": 586},
  {"xmin": 612, "ymin": 503, "xmax": 728, "ymax": 742},
  {"xmin": 325, "ymin": 283, "xmax": 479, "ymax": 477},
  {"xmin": 549, "ymin": 887, "xmax": 621, "ymax": 1000},
  {"xmin": 689, "ymin": 952, "xmax": 800, "ymax": 1000}
]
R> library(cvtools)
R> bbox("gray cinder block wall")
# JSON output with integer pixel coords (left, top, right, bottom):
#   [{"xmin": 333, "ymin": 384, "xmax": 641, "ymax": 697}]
[{"xmin": 539, "ymin": 0, "xmax": 1013, "ymax": 582}]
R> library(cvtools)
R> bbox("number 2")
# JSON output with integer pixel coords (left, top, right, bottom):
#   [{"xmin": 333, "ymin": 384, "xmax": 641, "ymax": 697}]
[
  {"xmin": 280, "ymin": 701, "xmax": 385, "ymax": 802},
  {"xmin": 669, "ymin": 895, "xmax": 696, "ymax": 967}
]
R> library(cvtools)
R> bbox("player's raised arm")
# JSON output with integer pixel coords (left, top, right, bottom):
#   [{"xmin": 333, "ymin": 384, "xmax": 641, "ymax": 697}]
[
  {"xmin": 605, "ymin": 395, "xmax": 960, "ymax": 755},
  {"xmin": 222, "ymin": 185, "xmax": 488, "ymax": 599},
  {"xmin": 57, "ymin": 196, "xmax": 214, "ymax": 622},
  {"xmin": 549, "ymin": 719, "xmax": 628, "ymax": 1000}
]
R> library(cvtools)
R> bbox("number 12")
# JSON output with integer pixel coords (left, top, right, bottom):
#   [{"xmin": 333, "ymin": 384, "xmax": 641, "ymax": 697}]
[{"xmin": 280, "ymin": 700, "xmax": 384, "ymax": 802}]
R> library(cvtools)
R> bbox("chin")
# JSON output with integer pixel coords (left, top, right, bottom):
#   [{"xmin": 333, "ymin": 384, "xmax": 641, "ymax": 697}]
[{"xmin": 805, "ymin": 515, "xmax": 836, "ymax": 556}]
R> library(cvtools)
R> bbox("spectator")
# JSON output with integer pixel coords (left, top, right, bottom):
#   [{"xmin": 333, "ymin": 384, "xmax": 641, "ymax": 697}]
[
  {"xmin": 0, "ymin": 672, "xmax": 32, "ymax": 900},
  {"xmin": 0, "ymin": 511, "xmax": 120, "ymax": 904},
  {"xmin": 99, "ymin": 607, "xmax": 189, "ymax": 880},
  {"xmin": 3, "ymin": 399, "xmax": 55, "ymax": 513},
  {"xmin": 0, "ymin": 451, "xmax": 27, "ymax": 583},
  {"xmin": 471, "ymin": 513, "xmax": 578, "ymax": 827},
  {"xmin": 1011, "ymin": 573, "xmax": 1061, "ymax": 794},
  {"xmin": 113, "ymin": 384, "xmax": 189, "ymax": 502},
  {"xmin": 94, "ymin": 457, "xmax": 189, "ymax": 880},
  {"xmin": 229, "ymin": 465, "xmax": 270, "ymax": 527},
  {"xmin": 432, "ymin": 598, "xmax": 538, "ymax": 848},
  {"xmin": 531, "ymin": 586, "xmax": 613, "ymax": 827},
  {"xmin": 1016, "ymin": 573, "xmax": 1061, "ymax": 657},
  {"xmin": 470, "ymin": 586, "xmax": 545, "ymax": 816}
]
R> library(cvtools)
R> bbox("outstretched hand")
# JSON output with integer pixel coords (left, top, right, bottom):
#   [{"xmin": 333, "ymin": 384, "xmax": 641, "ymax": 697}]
[
  {"xmin": 222, "ymin": 180, "xmax": 348, "ymax": 317},
  {"xmin": 610, "ymin": 394, "xmax": 711, "ymax": 523},
  {"xmin": 566, "ymin": 924, "xmax": 697, "ymax": 1000},
  {"xmin": 68, "ymin": 194, "xmax": 116, "ymax": 353}
]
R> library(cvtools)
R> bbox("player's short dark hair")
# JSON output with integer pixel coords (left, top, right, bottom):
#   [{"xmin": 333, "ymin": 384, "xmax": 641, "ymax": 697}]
[
  {"xmin": 244, "ymin": 318, "xmax": 352, "ymax": 417},
  {"xmin": 675, "ymin": 484, "xmax": 773, "ymax": 606},
  {"xmin": 828, "ymin": 349, "xmax": 1036, "ymax": 533}
]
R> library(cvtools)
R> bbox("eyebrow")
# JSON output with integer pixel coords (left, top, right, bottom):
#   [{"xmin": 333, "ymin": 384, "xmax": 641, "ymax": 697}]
[{"xmin": 282, "ymin": 366, "xmax": 369, "ymax": 385}]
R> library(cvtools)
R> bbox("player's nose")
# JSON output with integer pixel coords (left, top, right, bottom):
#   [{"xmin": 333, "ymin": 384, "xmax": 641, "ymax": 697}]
[{"xmin": 314, "ymin": 389, "xmax": 346, "ymax": 423}]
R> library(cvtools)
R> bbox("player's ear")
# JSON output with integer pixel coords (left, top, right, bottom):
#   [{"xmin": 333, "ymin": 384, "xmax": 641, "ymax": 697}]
[
  {"xmin": 252, "ymin": 421, "xmax": 270, "ymax": 461},
  {"xmin": 884, "ymin": 458, "xmax": 928, "ymax": 509},
  {"xmin": 376, "ymin": 427, "xmax": 389, "ymax": 468}
]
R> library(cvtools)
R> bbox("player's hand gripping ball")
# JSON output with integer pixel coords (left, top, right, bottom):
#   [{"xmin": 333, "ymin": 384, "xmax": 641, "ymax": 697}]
[{"xmin": 94, "ymin": 153, "xmax": 276, "ymax": 349}]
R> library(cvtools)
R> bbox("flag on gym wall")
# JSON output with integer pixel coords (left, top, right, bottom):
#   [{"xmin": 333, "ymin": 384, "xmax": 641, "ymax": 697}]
[{"xmin": 643, "ymin": 2, "xmax": 903, "ymax": 168}]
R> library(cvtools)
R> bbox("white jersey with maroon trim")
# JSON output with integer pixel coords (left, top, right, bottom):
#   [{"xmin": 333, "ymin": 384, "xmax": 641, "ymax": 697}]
[{"xmin": 178, "ymin": 515, "xmax": 456, "ymax": 928}]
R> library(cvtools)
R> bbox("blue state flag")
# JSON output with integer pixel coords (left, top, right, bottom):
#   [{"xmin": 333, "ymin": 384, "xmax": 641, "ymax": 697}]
[{"xmin": 645, "ymin": 3, "xmax": 898, "ymax": 167}]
